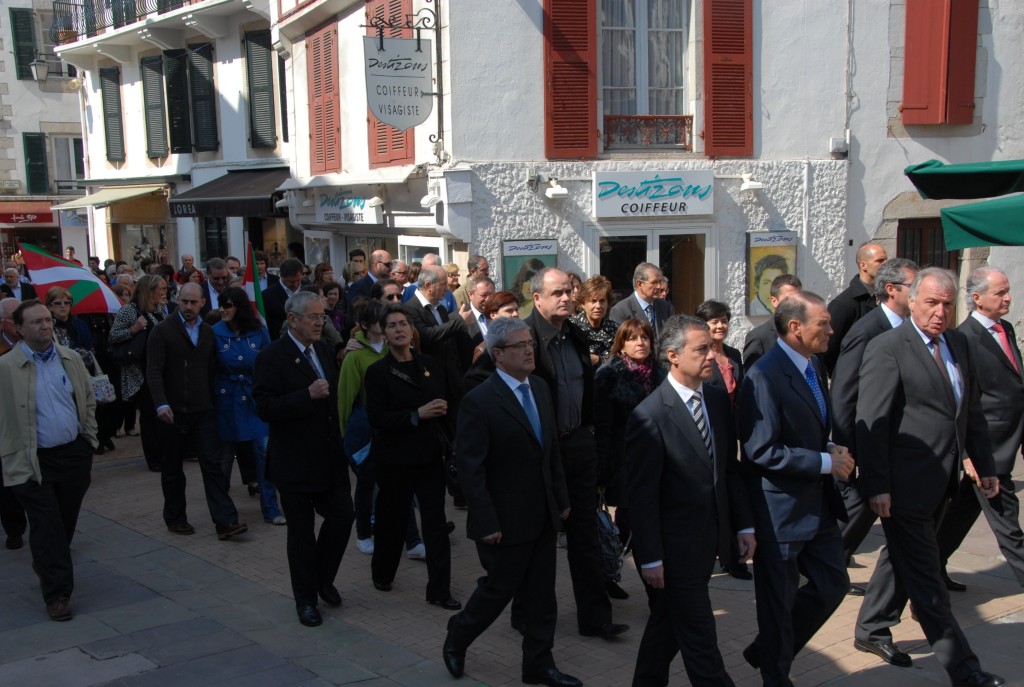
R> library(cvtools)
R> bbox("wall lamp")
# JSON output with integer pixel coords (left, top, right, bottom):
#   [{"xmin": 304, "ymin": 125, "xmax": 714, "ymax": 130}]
[
  {"xmin": 420, "ymin": 183, "xmax": 442, "ymax": 209},
  {"xmin": 274, "ymin": 198, "xmax": 290, "ymax": 209},
  {"xmin": 30, "ymin": 54, "xmax": 50, "ymax": 82},
  {"xmin": 544, "ymin": 179, "xmax": 569, "ymax": 199},
  {"xmin": 366, "ymin": 196, "xmax": 385, "ymax": 208},
  {"xmin": 739, "ymin": 173, "xmax": 764, "ymax": 193}
]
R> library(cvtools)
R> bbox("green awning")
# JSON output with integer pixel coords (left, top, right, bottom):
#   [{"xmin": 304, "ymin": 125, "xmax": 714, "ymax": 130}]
[
  {"xmin": 905, "ymin": 159, "xmax": 1024, "ymax": 200},
  {"xmin": 940, "ymin": 194, "xmax": 1024, "ymax": 249}
]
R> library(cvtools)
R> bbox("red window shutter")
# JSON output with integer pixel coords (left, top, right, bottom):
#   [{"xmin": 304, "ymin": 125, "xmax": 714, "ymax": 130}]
[
  {"xmin": 902, "ymin": 0, "xmax": 978, "ymax": 125},
  {"xmin": 307, "ymin": 23, "xmax": 340, "ymax": 174},
  {"xmin": 702, "ymin": 0, "xmax": 752, "ymax": 157},
  {"xmin": 367, "ymin": 0, "xmax": 414, "ymax": 168},
  {"xmin": 945, "ymin": 0, "xmax": 978, "ymax": 124},
  {"xmin": 543, "ymin": 0, "xmax": 596, "ymax": 159}
]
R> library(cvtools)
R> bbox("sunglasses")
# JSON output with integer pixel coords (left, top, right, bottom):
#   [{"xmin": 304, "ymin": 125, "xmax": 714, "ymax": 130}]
[
  {"xmin": 51, "ymin": 300, "xmax": 72, "ymax": 306},
  {"xmin": 383, "ymin": 294, "xmax": 401, "ymax": 301}
]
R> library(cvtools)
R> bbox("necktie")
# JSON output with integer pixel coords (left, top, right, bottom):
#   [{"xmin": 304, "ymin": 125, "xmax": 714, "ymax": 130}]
[
  {"xmin": 992, "ymin": 322, "xmax": 1021, "ymax": 374},
  {"xmin": 645, "ymin": 304, "xmax": 657, "ymax": 334},
  {"xmin": 304, "ymin": 346, "xmax": 323, "ymax": 380},
  {"xmin": 517, "ymin": 383, "xmax": 543, "ymax": 443},
  {"xmin": 804, "ymin": 362, "xmax": 827, "ymax": 423},
  {"xmin": 690, "ymin": 394, "xmax": 713, "ymax": 458},
  {"xmin": 930, "ymin": 336, "xmax": 955, "ymax": 394}
]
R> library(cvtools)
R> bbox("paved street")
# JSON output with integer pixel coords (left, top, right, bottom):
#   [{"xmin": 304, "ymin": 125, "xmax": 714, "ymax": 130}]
[{"xmin": 2, "ymin": 436, "xmax": 1023, "ymax": 687}]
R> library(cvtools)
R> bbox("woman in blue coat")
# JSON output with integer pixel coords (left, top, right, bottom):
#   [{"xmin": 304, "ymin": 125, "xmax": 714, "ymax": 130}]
[{"xmin": 213, "ymin": 287, "xmax": 284, "ymax": 525}]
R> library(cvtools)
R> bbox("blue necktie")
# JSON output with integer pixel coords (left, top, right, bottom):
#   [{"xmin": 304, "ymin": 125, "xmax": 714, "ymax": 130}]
[
  {"xmin": 517, "ymin": 383, "xmax": 543, "ymax": 443},
  {"xmin": 305, "ymin": 347, "xmax": 323, "ymax": 380},
  {"xmin": 645, "ymin": 304, "xmax": 657, "ymax": 334},
  {"xmin": 804, "ymin": 362, "xmax": 827, "ymax": 422}
]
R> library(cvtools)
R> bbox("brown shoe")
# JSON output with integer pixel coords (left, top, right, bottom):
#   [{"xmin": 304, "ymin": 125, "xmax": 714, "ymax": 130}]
[
  {"xmin": 216, "ymin": 522, "xmax": 248, "ymax": 540},
  {"xmin": 46, "ymin": 596, "xmax": 72, "ymax": 621},
  {"xmin": 167, "ymin": 522, "xmax": 195, "ymax": 536}
]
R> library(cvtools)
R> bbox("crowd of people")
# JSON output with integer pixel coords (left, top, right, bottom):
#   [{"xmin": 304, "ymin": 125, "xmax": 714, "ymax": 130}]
[{"xmin": 0, "ymin": 242, "xmax": 1021, "ymax": 687}]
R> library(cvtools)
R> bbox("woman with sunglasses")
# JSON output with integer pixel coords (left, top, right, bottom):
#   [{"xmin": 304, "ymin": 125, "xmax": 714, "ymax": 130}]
[{"xmin": 213, "ymin": 287, "xmax": 284, "ymax": 525}]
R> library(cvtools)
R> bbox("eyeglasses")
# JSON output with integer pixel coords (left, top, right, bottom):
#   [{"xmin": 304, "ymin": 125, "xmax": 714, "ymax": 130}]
[
  {"xmin": 50, "ymin": 300, "xmax": 72, "ymax": 306},
  {"xmin": 220, "ymin": 303, "xmax": 237, "ymax": 310},
  {"xmin": 893, "ymin": 282, "xmax": 913, "ymax": 288},
  {"xmin": 299, "ymin": 313, "xmax": 325, "ymax": 323},
  {"xmin": 498, "ymin": 340, "xmax": 536, "ymax": 351},
  {"xmin": 382, "ymin": 294, "xmax": 401, "ymax": 301}
]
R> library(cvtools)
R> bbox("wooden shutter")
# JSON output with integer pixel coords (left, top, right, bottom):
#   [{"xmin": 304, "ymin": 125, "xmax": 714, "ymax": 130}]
[
  {"xmin": 246, "ymin": 29, "xmax": 277, "ymax": 149},
  {"xmin": 902, "ymin": 0, "xmax": 979, "ymax": 125},
  {"xmin": 307, "ymin": 22, "xmax": 340, "ymax": 174},
  {"xmin": 99, "ymin": 67, "xmax": 126, "ymax": 162},
  {"xmin": 702, "ymin": 0, "xmax": 753, "ymax": 157},
  {"xmin": 9, "ymin": 9, "xmax": 38, "ymax": 81},
  {"xmin": 23, "ymin": 133, "xmax": 49, "ymax": 194},
  {"xmin": 367, "ymin": 0, "xmax": 415, "ymax": 167},
  {"xmin": 188, "ymin": 43, "xmax": 219, "ymax": 152},
  {"xmin": 543, "ymin": 0, "xmax": 596, "ymax": 159},
  {"xmin": 141, "ymin": 56, "xmax": 169, "ymax": 158},
  {"xmin": 164, "ymin": 50, "xmax": 192, "ymax": 153},
  {"xmin": 278, "ymin": 55, "xmax": 289, "ymax": 143}
]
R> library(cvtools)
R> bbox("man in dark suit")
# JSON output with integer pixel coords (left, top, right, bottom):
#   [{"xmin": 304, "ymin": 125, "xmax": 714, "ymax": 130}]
[
  {"xmin": 457, "ymin": 275, "xmax": 495, "ymax": 347},
  {"xmin": 738, "ymin": 291, "xmax": 853, "ymax": 687},
  {"xmin": 935, "ymin": 266, "xmax": 1024, "ymax": 589},
  {"xmin": 198, "ymin": 257, "xmax": 232, "ymax": 317},
  {"xmin": 608, "ymin": 262, "xmax": 673, "ymax": 337},
  {"xmin": 444, "ymin": 317, "xmax": 578, "ymax": 687},
  {"xmin": 346, "ymin": 249, "xmax": 392, "ymax": 318},
  {"xmin": 253, "ymin": 290, "xmax": 354, "ymax": 628},
  {"xmin": 855, "ymin": 268, "xmax": 1004, "ymax": 687},
  {"xmin": 263, "ymin": 258, "xmax": 306, "ymax": 340},
  {"xmin": 628, "ymin": 315, "xmax": 755, "ymax": 687},
  {"xmin": 146, "ymin": 283, "xmax": 245, "ymax": 540},
  {"xmin": 830, "ymin": 258, "xmax": 918, "ymax": 588},
  {"xmin": 1, "ymin": 268, "xmax": 37, "ymax": 301},
  {"xmin": 742, "ymin": 274, "xmax": 801, "ymax": 372},
  {"xmin": 525, "ymin": 267, "xmax": 628, "ymax": 641},
  {"xmin": 822, "ymin": 242, "xmax": 887, "ymax": 376}
]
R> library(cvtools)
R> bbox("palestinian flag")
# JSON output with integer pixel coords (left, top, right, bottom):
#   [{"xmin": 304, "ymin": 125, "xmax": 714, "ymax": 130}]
[
  {"xmin": 18, "ymin": 243, "xmax": 120, "ymax": 315},
  {"xmin": 242, "ymin": 241, "xmax": 266, "ymax": 323}
]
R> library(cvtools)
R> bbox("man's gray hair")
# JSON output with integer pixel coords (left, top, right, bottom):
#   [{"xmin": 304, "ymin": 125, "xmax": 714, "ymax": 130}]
[
  {"xmin": 874, "ymin": 258, "xmax": 920, "ymax": 302},
  {"xmin": 530, "ymin": 266, "xmax": 564, "ymax": 295},
  {"xmin": 467, "ymin": 255, "xmax": 487, "ymax": 272},
  {"xmin": 468, "ymin": 275, "xmax": 495, "ymax": 293},
  {"xmin": 909, "ymin": 267, "xmax": 958, "ymax": 301},
  {"xmin": 657, "ymin": 315, "xmax": 710, "ymax": 366},
  {"xmin": 418, "ymin": 265, "xmax": 446, "ymax": 289},
  {"xmin": 0, "ymin": 296, "xmax": 18, "ymax": 319},
  {"xmin": 633, "ymin": 262, "xmax": 661, "ymax": 285},
  {"xmin": 965, "ymin": 265, "xmax": 1007, "ymax": 311},
  {"xmin": 773, "ymin": 291, "xmax": 827, "ymax": 335},
  {"xmin": 285, "ymin": 290, "xmax": 321, "ymax": 317},
  {"xmin": 206, "ymin": 257, "xmax": 226, "ymax": 273},
  {"xmin": 485, "ymin": 316, "xmax": 531, "ymax": 357}
]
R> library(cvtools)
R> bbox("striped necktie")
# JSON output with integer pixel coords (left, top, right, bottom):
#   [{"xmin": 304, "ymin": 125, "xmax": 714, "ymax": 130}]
[{"xmin": 690, "ymin": 393, "xmax": 713, "ymax": 458}]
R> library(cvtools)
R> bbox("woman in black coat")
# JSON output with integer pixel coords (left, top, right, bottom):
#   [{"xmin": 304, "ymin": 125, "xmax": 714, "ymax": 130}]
[{"xmin": 364, "ymin": 304, "xmax": 461, "ymax": 610}]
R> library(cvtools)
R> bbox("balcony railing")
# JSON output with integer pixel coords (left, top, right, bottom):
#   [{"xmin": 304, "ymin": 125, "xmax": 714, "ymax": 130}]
[
  {"xmin": 49, "ymin": 0, "xmax": 198, "ymax": 45},
  {"xmin": 604, "ymin": 115, "xmax": 694, "ymax": 151}
]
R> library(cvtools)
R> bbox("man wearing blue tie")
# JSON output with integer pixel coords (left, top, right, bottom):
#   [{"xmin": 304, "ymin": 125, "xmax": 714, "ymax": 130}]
[{"xmin": 738, "ymin": 292, "xmax": 854, "ymax": 687}]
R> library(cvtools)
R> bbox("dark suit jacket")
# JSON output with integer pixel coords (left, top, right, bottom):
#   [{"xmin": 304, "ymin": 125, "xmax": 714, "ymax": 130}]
[
  {"xmin": 830, "ymin": 306, "xmax": 896, "ymax": 451},
  {"xmin": 403, "ymin": 301, "xmax": 472, "ymax": 403},
  {"xmin": 742, "ymin": 319, "xmax": 777, "ymax": 373},
  {"xmin": 524, "ymin": 309, "xmax": 594, "ymax": 427},
  {"xmin": 608, "ymin": 292, "xmax": 673, "ymax": 331},
  {"xmin": 253, "ymin": 335, "xmax": 345, "ymax": 491},
  {"xmin": 856, "ymin": 320, "xmax": 996, "ymax": 513},
  {"xmin": 739, "ymin": 343, "xmax": 846, "ymax": 543},
  {"xmin": 823, "ymin": 275, "xmax": 877, "ymax": 376},
  {"xmin": 958, "ymin": 315, "xmax": 1024, "ymax": 475},
  {"xmin": 200, "ymin": 281, "xmax": 229, "ymax": 316},
  {"xmin": 0, "ymin": 282, "xmax": 37, "ymax": 301},
  {"xmin": 145, "ymin": 314, "xmax": 215, "ymax": 414},
  {"xmin": 455, "ymin": 373, "xmax": 570, "ymax": 545},
  {"xmin": 262, "ymin": 281, "xmax": 291, "ymax": 341},
  {"xmin": 707, "ymin": 344, "xmax": 744, "ymax": 405},
  {"xmin": 628, "ymin": 381, "xmax": 752, "ymax": 581}
]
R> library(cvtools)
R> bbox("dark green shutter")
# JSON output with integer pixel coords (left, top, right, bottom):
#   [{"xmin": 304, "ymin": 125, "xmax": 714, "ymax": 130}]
[
  {"xmin": 245, "ymin": 30, "xmax": 277, "ymax": 149},
  {"xmin": 10, "ymin": 9, "xmax": 38, "ymax": 81},
  {"xmin": 23, "ymin": 133, "xmax": 49, "ymax": 194},
  {"xmin": 278, "ymin": 55, "xmax": 289, "ymax": 143},
  {"xmin": 99, "ymin": 67, "xmax": 126, "ymax": 162},
  {"xmin": 141, "ymin": 56, "xmax": 169, "ymax": 158},
  {"xmin": 188, "ymin": 43, "xmax": 219, "ymax": 152},
  {"xmin": 164, "ymin": 50, "xmax": 192, "ymax": 153},
  {"xmin": 72, "ymin": 138, "xmax": 85, "ymax": 176}
]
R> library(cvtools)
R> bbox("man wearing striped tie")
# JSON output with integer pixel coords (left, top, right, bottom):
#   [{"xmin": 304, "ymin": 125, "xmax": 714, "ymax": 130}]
[{"xmin": 626, "ymin": 315, "xmax": 754, "ymax": 687}]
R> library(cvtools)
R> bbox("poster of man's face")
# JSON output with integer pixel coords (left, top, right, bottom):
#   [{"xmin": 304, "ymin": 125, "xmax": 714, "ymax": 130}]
[{"xmin": 747, "ymin": 233, "xmax": 798, "ymax": 316}]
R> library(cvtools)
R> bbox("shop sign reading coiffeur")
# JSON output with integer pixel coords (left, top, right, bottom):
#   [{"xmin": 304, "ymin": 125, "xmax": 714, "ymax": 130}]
[
  {"xmin": 592, "ymin": 170, "xmax": 714, "ymax": 218},
  {"xmin": 315, "ymin": 190, "xmax": 382, "ymax": 225},
  {"xmin": 364, "ymin": 37, "xmax": 434, "ymax": 131}
]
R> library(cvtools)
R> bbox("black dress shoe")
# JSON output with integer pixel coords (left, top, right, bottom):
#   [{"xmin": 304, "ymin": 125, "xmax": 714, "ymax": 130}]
[
  {"xmin": 854, "ymin": 638, "xmax": 912, "ymax": 667},
  {"xmin": 442, "ymin": 632, "xmax": 465, "ymax": 678},
  {"xmin": 943, "ymin": 571, "xmax": 967, "ymax": 592},
  {"xmin": 297, "ymin": 604, "xmax": 322, "ymax": 627},
  {"xmin": 511, "ymin": 618, "xmax": 525, "ymax": 635},
  {"xmin": 446, "ymin": 520, "xmax": 456, "ymax": 534},
  {"xmin": 727, "ymin": 564, "xmax": 753, "ymax": 580},
  {"xmin": 848, "ymin": 584, "xmax": 867, "ymax": 596},
  {"xmin": 605, "ymin": 579, "xmax": 630, "ymax": 599},
  {"xmin": 580, "ymin": 622, "xmax": 628, "ymax": 639},
  {"xmin": 94, "ymin": 444, "xmax": 106, "ymax": 455},
  {"xmin": 5, "ymin": 534, "xmax": 23, "ymax": 550},
  {"xmin": 522, "ymin": 667, "xmax": 582, "ymax": 687},
  {"xmin": 373, "ymin": 581, "xmax": 392, "ymax": 592},
  {"xmin": 428, "ymin": 597, "xmax": 462, "ymax": 611},
  {"xmin": 953, "ymin": 670, "xmax": 1005, "ymax": 687},
  {"xmin": 742, "ymin": 643, "xmax": 760, "ymax": 669},
  {"xmin": 167, "ymin": 522, "xmax": 195, "ymax": 535},
  {"xmin": 317, "ymin": 584, "xmax": 342, "ymax": 607},
  {"xmin": 103, "ymin": 438, "xmax": 116, "ymax": 451}
]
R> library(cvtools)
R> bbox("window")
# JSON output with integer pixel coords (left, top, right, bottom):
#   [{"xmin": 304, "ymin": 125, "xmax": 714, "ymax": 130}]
[
  {"xmin": 544, "ymin": 0, "xmax": 597, "ymax": 158},
  {"xmin": 9, "ymin": 8, "xmax": 37, "ymax": 80},
  {"xmin": 278, "ymin": 55, "xmax": 289, "ymax": 143},
  {"xmin": 897, "ymin": 218, "xmax": 960, "ymax": 273},
  {"xmin": 188, "ymin": 43, "xmax": 219, "ymax": 152},
  {"xmin": 164, "ymin": 50, "xmax": 192, "ymax": 153},
  {"xmin": 702, "ymin": 0, "xmax": 753, "ymax": 156},
  {"xmin": 307, "ymin": 22, "xmax": 340, "ymax": 174},
  {"xmin": 141, "ymin": 56, "xmax": 169, "ymax": 158},
  {"xmin": 52, "ymin": 136, "xmax": 85, "ymax": 193},
  {"xmin": 245, "ymin": 29, "xmax": 277, "ymax": 149},
  {"xmin": 99, "ymin": 67, "xmax": 126, "ymax": 162},
  {"xmin": 901, "ymin": 0, "xmax": 978, "ymax": 125},
  {"xmin": 23, "ymin": 133, "xmax": 49, "ymax": 194},
  {"xmin": 200, "ymin": 217, "xmax": 228, "ymax": 263},
  {"xmin": 37, "ymin": 11, "xmax": 76, "ymax": 78},
  {"xmin": 366, "ymin": 0, "xmax": 414, "ymax": 167},
  {"xmin": 601, "ymin": 1, "xmax": 689, "ymax": 148}
]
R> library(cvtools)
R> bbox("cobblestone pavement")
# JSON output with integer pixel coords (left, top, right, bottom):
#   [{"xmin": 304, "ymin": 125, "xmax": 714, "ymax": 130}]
[{"xmin": 2, "ymin": 435, "xmax": 1022, "ymax": 686}]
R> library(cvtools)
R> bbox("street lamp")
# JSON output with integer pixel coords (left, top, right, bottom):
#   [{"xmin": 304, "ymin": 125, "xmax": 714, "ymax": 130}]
[{"xmin": 30, "ymin": 55, "xmax": 49, "ymax": 82}]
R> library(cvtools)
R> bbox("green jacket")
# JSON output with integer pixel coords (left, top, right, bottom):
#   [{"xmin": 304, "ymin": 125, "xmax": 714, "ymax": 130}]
[{"xmin": 337, "ymin": 330, "xmax": 388, "ymax": 436}]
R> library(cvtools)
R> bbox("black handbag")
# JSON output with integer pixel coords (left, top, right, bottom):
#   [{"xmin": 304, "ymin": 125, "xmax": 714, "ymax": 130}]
[
  {"xmin": 108, "ymin": 329, "xmax": 148, "ymax": 366},
  {"xmin": 597, "ymin": 493, "xmax": 628, "ymax": 582}
]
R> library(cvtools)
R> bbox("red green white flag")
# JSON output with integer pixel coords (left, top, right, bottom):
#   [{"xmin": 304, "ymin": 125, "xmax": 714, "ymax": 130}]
[
  {"xmin": 17, "ymin": 243, "xmax": 120, "ymax": 314},
  {"xmin": 242, "ymin": 241, "xmax": 266, "ymax": 323}
]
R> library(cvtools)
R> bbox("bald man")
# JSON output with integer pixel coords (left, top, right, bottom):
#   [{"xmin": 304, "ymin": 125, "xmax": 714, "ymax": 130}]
[
  {"xmin": 346, "ymin": 249, "xmax": 392, "ymax": 319},
  {"xmin": 822, "ymin": 242, "xmax": 887, "ymax": 376}
]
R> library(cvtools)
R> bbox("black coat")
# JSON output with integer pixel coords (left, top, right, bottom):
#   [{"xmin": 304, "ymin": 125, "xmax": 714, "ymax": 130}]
[
  {"xmin": 829, "ymin": 306, "xmax": 895, "ymax": 451},
  {"xmin": 262, "ymin": 281, "xmax": 291, "ymax": 342},
  {"xmin": 742, "ymin": 319, "xmax": 778, "ymax": 373},
  {"xmin": 524, "ymin": 310, "xmax": 594, "ymax": 427},
  {"xmin": 403, "ymin": 301, "xmax": 473, "ymax": 405},
  {"xmin": 0, "ymin": 281, "xmax": 37, "ymax": 300},
  {"xmin": 823, "ymin": 275, "xmax": 877, "ymax": 376}
]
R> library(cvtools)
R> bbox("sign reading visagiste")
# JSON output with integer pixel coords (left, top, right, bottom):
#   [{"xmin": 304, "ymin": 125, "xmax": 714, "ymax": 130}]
[
  {"xmin": 592, "ymin": 170, "xmax": 715, "ymax": 218},
  {"xmin": 364, "ymin": 37, "xmax": 433, "ymax": 131}
]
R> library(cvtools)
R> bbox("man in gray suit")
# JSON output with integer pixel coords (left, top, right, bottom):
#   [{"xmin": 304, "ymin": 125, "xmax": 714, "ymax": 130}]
[
  {"xmin": 854, "ymin": 268, "xmax": 1004, "ymax": 687},
  {"xmin": 609, "ymin": 262, "xmax": 673, "ymax": 337}
]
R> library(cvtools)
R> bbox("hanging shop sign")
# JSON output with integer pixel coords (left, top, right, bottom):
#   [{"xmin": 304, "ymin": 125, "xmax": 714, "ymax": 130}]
[
  {"xmin": 364, "ymin": 36, "xmax": 434, "ymax": 131},
  {"xmin": 314, "ymin": 189, "xmax": 383, "ymax": 225},
  {"xmin": 592, "ymin": 170, "xmax": 715, "ymax": 218}
]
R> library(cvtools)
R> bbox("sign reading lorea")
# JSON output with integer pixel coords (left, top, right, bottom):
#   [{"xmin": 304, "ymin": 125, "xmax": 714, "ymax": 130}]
[
  {"xmin": 592, "ymin": 170, "xmax": 715, "ymax": 218},
  {"xmin": 364, "ymin": 37, "xmax": 434, "ymax": 132}
]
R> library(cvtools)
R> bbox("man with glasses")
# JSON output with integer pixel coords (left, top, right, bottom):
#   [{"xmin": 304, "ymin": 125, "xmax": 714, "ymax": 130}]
[
  {"xmin": 608, "ymin": 262, "xmax": 673, "ymax": 339},
  {"xmin": 453, "ymin": 255, "xmax": 490, "ymax": 310},
  {"xmin": 389, "ymin": 260, "xmax": 410, "ymax": 287},
  {"xmin": 200, "ymin": 257, "xmax": 232, "ymax": 317},
  {"xmin": 370, "ymin": 278, "xmax": 403, "ymax": 304},
  {"xmin": 346, "ymin": 249, "xmax": 392, "ymax": 319}
]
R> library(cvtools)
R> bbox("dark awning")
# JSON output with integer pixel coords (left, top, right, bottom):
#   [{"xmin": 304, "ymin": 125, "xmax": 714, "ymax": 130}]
[
  {"xmin": 905, "ymin": 159, "xmax": 1024, "ymax": 200},
  {"xmin": 169, "ymin": 168, "xmax": 291, "ymax": 218},
  {"xmin": 941, "ymin": 194, "xmax": 1024, "ymax": 250}
]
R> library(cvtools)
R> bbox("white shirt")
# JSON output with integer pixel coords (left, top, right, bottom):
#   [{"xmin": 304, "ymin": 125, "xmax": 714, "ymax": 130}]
[
  {"xmin": 879, "ymin": 302, "xmax": 904, "ymax": 329},
  {"xmin": 776, "ymin": 338, "xmax": 833, "ymax": 475},
  {"xmin": 414, "ymin": 288, "xmax": 444, "ymax": 325},
  {"xmin": 471, "ymin": 303, "xmax": 488, "ymax": 336},
  {"xmin": 633, "ymin": 291, "xmax": 655, "ymax": 313}
]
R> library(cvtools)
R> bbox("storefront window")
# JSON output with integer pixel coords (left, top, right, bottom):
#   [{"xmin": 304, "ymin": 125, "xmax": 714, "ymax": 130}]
[
  {"xmin": 119, "ymin": 224, "xmax": 175, "ymax": 270},
  {"xmin": 200, "ymin": 217, "xmax": 229, "ymax": 264}
]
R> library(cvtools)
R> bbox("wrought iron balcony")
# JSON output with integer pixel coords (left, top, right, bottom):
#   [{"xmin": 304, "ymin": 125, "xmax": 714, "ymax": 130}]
[
  {"xmin": 49, "ymin": 0, "xmax": 197, "ymax": 45},
  {"xmin": 604, "ymin": 115, "xmax": 694, "ymax": 151}
]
